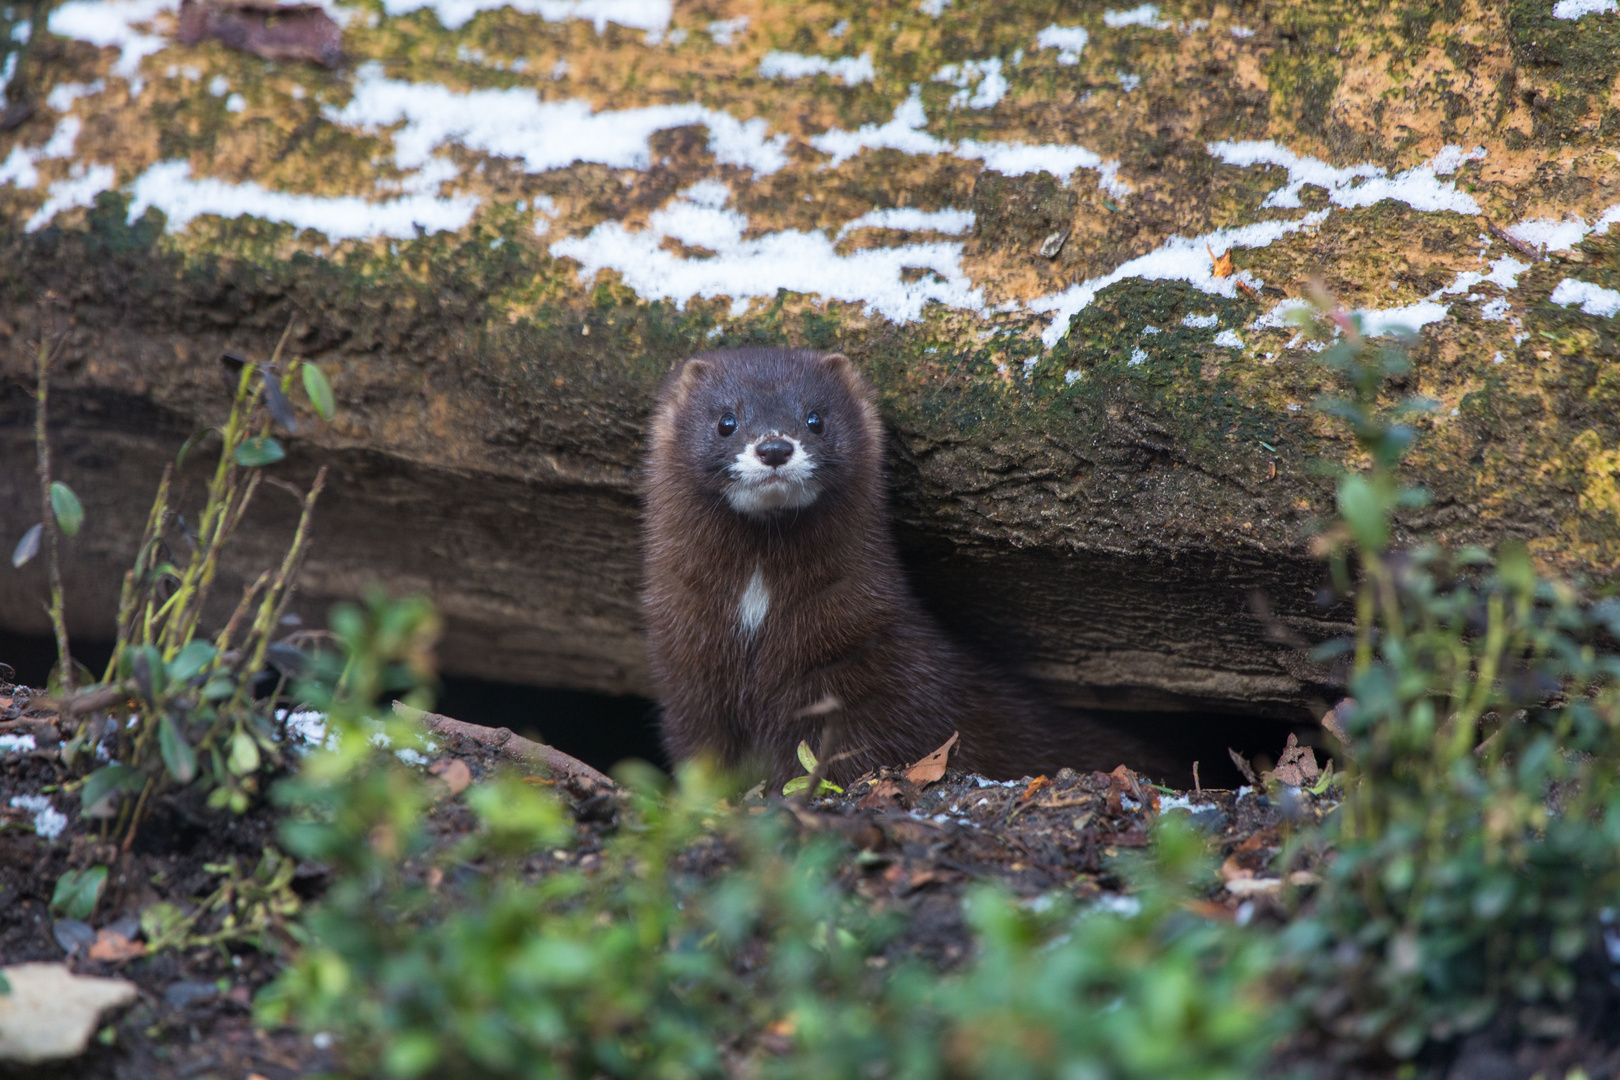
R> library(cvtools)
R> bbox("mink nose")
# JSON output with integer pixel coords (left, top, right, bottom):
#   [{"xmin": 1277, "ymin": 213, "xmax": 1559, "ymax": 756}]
[{"xmin": 755, "ymin": 437, "xmax": 794, "ymax": 468}]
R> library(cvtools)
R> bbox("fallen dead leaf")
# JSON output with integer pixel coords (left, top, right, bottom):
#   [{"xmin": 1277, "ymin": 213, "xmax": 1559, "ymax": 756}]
[
  {"xmin": 428, "ymin": 758, "xmax": 472, "ymax": 797},
  {"xmin": 1236, "ymin": 279, "xmax": 1259, "ymax": 299},
  {"xmin": 1020, "ymin": 775, "xmax": 1051, "ymax": 800},
  {"xmin": 1321, "ymin": 698, "xmax": 1353, "ymax": 746},
  {"xmin": 176, "ymin": 0, "xmax": 343, "ymax": 67},
  {"xmin": 1264, "ymin": 733, "xmax": 1321, "ymax": 788},
  {"xmin": 857, "ymin": 777, "xmax": 910, "ymax": 810},
  {"xmin": 1208, "ymin": 243, "xmax": 1234, "ymax": 278},
  {"xmin": 87, "ymin": 931, "xmax": 146, "ymax": 962},
  {"xmin": 903, "ymin": 732, "xmax": 958, "ymax": 787}
]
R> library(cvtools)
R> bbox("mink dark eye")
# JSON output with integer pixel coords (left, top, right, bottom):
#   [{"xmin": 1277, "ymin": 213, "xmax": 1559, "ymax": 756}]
[
  {"xmin": 805, "ymin": 412, "xmax": 823, "ymax": 434},
  {"xmin": 717, "ymin": 413, "xmax": 737, "ymax": 437}
]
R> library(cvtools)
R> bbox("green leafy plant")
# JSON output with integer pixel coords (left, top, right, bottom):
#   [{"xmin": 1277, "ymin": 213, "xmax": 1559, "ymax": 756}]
[
  {"xmin": 1281, "ymin": 304, "xmax": 1620, "ymax": 1059},
  {"xmin": 780, "ymin": 739, "xmax": 844, "ymax": 798},
  {"xmin": 14, "ymin": 321, "xmax": 338, "ymax": 849},
  {"xmin": 50, "ymin": 865, "xmax": 108, "ymax": 921},
  {"xmin": 259, "ymin": 595, "xmax": 1280, "ymax": 1080}
]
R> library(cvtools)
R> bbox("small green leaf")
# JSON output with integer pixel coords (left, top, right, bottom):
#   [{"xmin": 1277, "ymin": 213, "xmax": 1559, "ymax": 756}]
[
  {"xmin": 1336, "ymin": 473, "xmax": 1388, "ymax": 553},
  {"xmin": 201, "ymin": 675, "xmax": 236, "ymax": 700},
  {"xmin": 159, "ymin": 714, "xmax": 197, "ymax": 785},
  {"xmin": 12, "ymin": 523, "xmax": 42, "ymax": 567},
  {"xmin": 234, "ymin": 436, "xmax": 286, "ymax": 468},
  {"xmin": 795, "ymin": 739, "xmax": 818, "ymax": 773},
  {"xmin": 50, "ymin": 865, "xmax": 108, "ymax": 920},
  {"xmin": 127, "ymin": 644, "xmax": 166, "ymax": 704},
  {"xmin": 167, "ymin": 640, "xmax": 217, "ymax": 684},
  {"xmin": 781, "ymin": 775, "xmax": 809, "ymax": 797},
  {"xmin": 79, "ymin": 764, "xmax": 145, "ymax": 817},
  {"xmin": 228, "ymin": 730, "xmax": 261, "ymax": 776},
  {"xmin": 301, "ymin": 363, "xmax": 336, "ymax": 421},
  {"xmin": 49, "ymin": 482, "xmax": 83, "ymax": 537}
]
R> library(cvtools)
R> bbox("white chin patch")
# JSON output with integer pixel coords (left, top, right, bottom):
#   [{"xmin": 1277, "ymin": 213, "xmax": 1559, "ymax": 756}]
[{"xmin": 724, "ymin": 433, "xmax": 821, "ymax": 515}]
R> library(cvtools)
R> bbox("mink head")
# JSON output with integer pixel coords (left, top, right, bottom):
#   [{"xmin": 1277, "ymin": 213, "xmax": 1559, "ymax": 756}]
[{"xmin": 652, "ymin": 347, "xmax": 881, "ymax": 519}]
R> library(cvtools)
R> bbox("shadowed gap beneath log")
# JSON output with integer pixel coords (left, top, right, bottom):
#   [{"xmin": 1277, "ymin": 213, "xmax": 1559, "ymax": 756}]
[{"xmin": 0, "ymin": 631, "xmax": 1308, "ymax": 787}]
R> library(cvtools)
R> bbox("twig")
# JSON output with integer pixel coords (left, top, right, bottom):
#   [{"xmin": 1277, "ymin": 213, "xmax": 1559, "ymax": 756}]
[
  {"xmin": 33, "ymin": 330, "xmax": 72, "ymax": 695},
  {"xmin": 394, "ymin": 702, "xmax": 617, "ymax": 798}
]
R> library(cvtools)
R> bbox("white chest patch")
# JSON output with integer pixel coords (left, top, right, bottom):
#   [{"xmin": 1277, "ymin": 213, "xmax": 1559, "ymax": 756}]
[{"xmin": 737, "ymin": 565, "xmax": 770, "ymax": 637}]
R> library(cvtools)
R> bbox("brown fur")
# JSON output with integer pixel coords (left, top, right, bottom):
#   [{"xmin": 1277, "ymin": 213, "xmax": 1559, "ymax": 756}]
[{"xmin": 643, "ymin": 346, "xmax": 1085, "ymax": 787}]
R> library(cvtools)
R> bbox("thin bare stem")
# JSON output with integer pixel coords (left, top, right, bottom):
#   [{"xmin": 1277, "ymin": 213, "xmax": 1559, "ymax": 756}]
[{"xmin": 33, "ymin": 332, "xmax": 72, "ymax": 696}]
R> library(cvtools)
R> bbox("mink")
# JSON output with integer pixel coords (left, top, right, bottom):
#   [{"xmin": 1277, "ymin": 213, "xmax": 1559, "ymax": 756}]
[{"xmin": 642, "ymin": 345, "xmax": 1090, "ymax": 788}]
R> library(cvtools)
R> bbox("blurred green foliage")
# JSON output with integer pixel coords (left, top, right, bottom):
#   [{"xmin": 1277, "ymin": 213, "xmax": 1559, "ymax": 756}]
[
  {"xmin": 257, "ymin": 593, "xmax": 1280, "ymax": 1079},
  {"xmin": 1281, "ymin": 309, "xmax": 1620, "ymax": 1058}
]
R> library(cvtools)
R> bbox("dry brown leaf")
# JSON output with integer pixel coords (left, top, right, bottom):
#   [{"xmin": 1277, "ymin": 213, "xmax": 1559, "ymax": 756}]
[
  {"xmin": 1020, "ymin": 775, "xmax": 1051, "ymax": 801},
  {"xmin": 1208, "ymin": 243, "xmax": 1234, "ymax": 278},
  {"xmin": 1321, "ymin": 698, "xmax": 1353, "ymax": 746},
  {"xmin": 1236, "ymin": 280, "xmax": 1259, "ymax": 300},
  {"xmin": 428, "ymin": 758, "xmax": 472, "ymax": 797},
  {"xmin": 87, "ymin": 931, "xmax": 146, "ymax": 962},
  {"xmin": 1264, "ymin": 733, "xmax": 1321, "ymax": 788},
  {"xmin": 176, "ymin": 0, "xmax": 343, "ymax": 67},
  {"xmin": 857, "ymin": 778, "xmax": 908, "ymax": 810},
  {"xmin": 903, "ymin": 732, "xmax": 958, "ymax": 787}
]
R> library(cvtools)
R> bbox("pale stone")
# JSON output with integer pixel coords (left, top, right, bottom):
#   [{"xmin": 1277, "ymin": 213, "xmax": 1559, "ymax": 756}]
[{"xmin": 0, "ymin": 963, "xmax": 138, "ymax": 1063}]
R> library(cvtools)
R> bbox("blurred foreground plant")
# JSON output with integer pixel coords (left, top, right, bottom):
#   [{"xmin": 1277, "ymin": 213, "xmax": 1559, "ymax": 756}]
[
  {"xmin": 259, "ymin": 593, "xmax": 1279, "ymax": 1080},
  {"xmin": 1283, "ymin": 303, "xmax": 1620, "ymax": 1058}
]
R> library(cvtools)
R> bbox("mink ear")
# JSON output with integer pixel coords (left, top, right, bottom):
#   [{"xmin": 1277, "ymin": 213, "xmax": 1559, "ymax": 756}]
[
  {"xmin": 662, "ymin": 357, "xmax": 712, "ymax": 407},
  {"xmin": 818, "ymin": 352, "xmax": 864, "ymax": 388},
  {"xmin": 676, "ymin": 357, "xmax": 712, "ymax": 386}
]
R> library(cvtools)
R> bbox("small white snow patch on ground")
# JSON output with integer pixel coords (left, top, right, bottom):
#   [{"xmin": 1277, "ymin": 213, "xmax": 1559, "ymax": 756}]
[
  {"xmin": 1182, "ymin": 312, "xmax": 1218, "ymax": 328},
  {"xmin": 810, "ymin": 88, "xmax": 1128, "ymax": 195},
  {"xmin": 10, "ymin": 794, "xmax": 68, "ymax": 839},
  {"xmin": 1103, "ymin": 4, "xmax": 1166, "ymax": 28},
  {"xmin": 1116, "ymin": 70, "xmax": 1141, "ymax": 92},
  {"xmin": 1213, "ymin": 328, "xmax": 1243, "ymax": 348},
  {"xmin": 1036, "ymin": 23, "xmax": 1088, "ymax": 64},
  {"xmin": 1509, "ymin": 216, "xmax": 1594, "ymax": 253},
  {"xmin": 933, "ymin": 57, "xmax": 1006, "ymax": 109},
  {"xmin": 279, "ymin": 708, "xmax": 332, "ymax": 750},
  {"xmin": 1250, "ymin": 296, "xmax": 1312, "ymax": 330},
  {"xmin": 551, "ymin": 186, "xmax": 984, "ymax": 324},
  {"xmin": 0, "ymin": 733, "xmax": 37, "ymax": 753},
  {"xmin": 1480, "ymin": 298, "xmax": 1511, "ymax": 321},
  {"xmin": 1551, "ymin": 278, "xmax": 1620, "ymax": 317},
  {"xmin": 1208, "ymin": 140, "xmax": 1483, "ymax": 215},
  {"xmin": 759, "ymin": 51, "xmax": 874, "ymax": 84},
  {"xmin": 1092, "ymin": 894, "xmax": 1143, "ymax": 916},
  {"xmin": 836, "ymin": 206, "xmax": 973, "ymax": 237},
  {"xmin": 334, "ymin": 66, "xmax": 790, "ymax": 177},
  {"xmin": 381, "ymin": 0, "xmax": 670, "ymax": 32},
  {"xmin": 1553, "ymin": 0, "xmax": 1617, "ymax": 17},
  {"xmin": 1355, "ymin": 301, "xmax": 1449, "ymax": 335},
  {"xmin": 1031, "ymin": 211, "xmax": 1326, "ymax": 345},
  {"xmin": 47, "ymin": 0, "xmax": 170, "ymax": 81},
  {"xmin": 127, "ymin": 159, "xmax": 479, "ymax": 238},
  {"xmin": 706, "ymin": 15, "xmax": 747, "ymax": 44}
]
